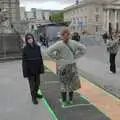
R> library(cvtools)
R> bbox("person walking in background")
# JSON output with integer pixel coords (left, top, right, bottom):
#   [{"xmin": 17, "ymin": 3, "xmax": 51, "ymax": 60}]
[
  {"xmin": 39, "ymin": 33, "xmax": 45, "ymax": 46},
  {"xmin": 107, "ymin": 33, "xmax": 120, "ymax": 74},
  {"xmin": 22, "ymin": 33, "xmax": 44, "ymax": 105},
  {"xmin": 72, "ymin": 32, "xmax": 80, "ymax": 42},
  {"xmin": 47, "ymin": 28, "xmax": 86, "ymax": 106},
  {"xmin": 103, "ymin": 32, "xmax": 108, "ymax": 44}
]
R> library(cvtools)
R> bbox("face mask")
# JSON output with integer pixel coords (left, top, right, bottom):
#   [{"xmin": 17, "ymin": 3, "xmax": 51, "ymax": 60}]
[{"xmin": 28, "ymin": 38, "xmax": 33, "ymax": 44}]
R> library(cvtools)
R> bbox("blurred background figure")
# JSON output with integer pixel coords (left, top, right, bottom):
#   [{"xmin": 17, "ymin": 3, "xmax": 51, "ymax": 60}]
[
  {"xmin": 106, "ymin": 33, "xmax": 120, "ymax": 74},
  {"xmin": 102, "ymin": 32, "xmax": 108, "ymax": 44},
  {"xmin": 72, "ymin": 32, "xmax": 80, "ymax": 42},
  {"xmin": 39, "ymin": 33, "xmax": 46, "ymax": 46},
  {"xmin": 56, "ymin": 32, "xmax": 61, "ymax": 41}
]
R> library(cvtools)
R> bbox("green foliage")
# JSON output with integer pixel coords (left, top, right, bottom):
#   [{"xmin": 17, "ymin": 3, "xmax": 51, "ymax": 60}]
[{"xmin": 49, "ymin": 12, "xmax": 64, "ymax": 23}]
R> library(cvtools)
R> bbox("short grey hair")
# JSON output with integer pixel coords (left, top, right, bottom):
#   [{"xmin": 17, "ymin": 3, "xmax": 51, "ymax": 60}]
[{"xmin": 60, "ymin": 27, "xmax": 70, "ymax": 36}]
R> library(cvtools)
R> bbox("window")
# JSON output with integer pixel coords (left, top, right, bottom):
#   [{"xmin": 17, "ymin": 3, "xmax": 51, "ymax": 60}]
[
  {"xmin": 96, "ymin": 26, "xmax": 99, "ymax": 32},
  {"xmin": 31, "ymin": 25, "xmax": 34, "ymax": 30},
  {"xmin": 96, "ymin": 7, "xmax": 99, "ymax": 12},
  {"xmin": 85, "ymin": 16, "xmax": 87, "ymax": 22},
  {"xmin": 75, "ymin": 10, "xmax": 77, "ymax": 14},
  {"xmin": 72, "ymin": 26, "xmax": 75, "ymax": 30},
  {"xmin": 77, "ymin": 9, "xmax": 79, "ymax": 14},
  {"xmin": 96, "ymin": 15, "xmax": 100, "ymax": 22},
  {"xmin": 73, "ymin": 10, "xmax": 75, "ymax": 14}
]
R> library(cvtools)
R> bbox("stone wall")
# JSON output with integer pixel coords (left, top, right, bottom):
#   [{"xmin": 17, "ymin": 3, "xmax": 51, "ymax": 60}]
[{"xmin": 0, "ymin": 33, "xmax": 21, "ymax": 56}]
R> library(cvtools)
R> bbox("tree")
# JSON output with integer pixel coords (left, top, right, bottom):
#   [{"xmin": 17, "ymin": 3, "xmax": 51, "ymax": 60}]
[{"xmin": 49, "ymin": 12, "xmax": 64, "ymax": 23}]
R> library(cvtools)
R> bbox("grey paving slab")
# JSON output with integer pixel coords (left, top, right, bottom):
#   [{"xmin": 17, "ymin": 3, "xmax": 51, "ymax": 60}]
[{"xmin": 0, "ymin": 61, "xmax": 54, "ymax": 120}]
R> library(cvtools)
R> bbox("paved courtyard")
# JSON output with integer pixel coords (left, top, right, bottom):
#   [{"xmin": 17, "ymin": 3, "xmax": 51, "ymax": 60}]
[{"xmin": 0, "ymin": 61, "xmax": 53, "ymax": 120}]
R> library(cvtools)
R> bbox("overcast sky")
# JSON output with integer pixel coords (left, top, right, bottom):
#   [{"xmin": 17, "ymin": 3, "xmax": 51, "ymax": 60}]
[{"xmin": 20, "ymin": 0, "xmax": 75, "ymax": 11}]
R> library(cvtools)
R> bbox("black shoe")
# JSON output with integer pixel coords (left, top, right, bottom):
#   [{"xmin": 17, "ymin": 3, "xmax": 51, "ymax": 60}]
[
  {"xmin": 61, "ymin": 92, "xmax": 67, "ymax": 102},
  {"xmin": 69, "ymin": 92, "xmax": 74, "ymax": 101},
  {"xmin": 36, "ymin": 94, "xmax": 43, "ymax": 99},
  {"xmin": 32, "ymin": 98, "xmax": 38, "ymax": 105}
]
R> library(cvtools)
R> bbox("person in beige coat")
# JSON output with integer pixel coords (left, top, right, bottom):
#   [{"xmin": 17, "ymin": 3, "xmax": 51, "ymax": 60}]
[{"xmin": 47, "ymin": 28, "xmax": 86, "ymax": 105}]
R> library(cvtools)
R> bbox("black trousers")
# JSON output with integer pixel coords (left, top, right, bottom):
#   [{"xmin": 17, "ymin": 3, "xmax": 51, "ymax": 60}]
[
  {"xmin": 110, "ymin": 53, "xmax": 116, "ymax": 73},
  {"xmin": 28, "ymin": 74, "xmax": 40, "ymax": 99}
]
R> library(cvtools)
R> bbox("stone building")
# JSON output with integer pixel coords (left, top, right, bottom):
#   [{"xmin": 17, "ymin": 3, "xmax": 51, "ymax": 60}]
[
  {"xmin": 63, "ymin": 0, "xmax": 120, "ymax": 34},
  {"xmin": 0, "ymin": 0, "xmax": 20, "ymax": 23},
  {"xmin": 26, "ymin": 8, "xmax": 60, "ymax": 21},
  {"xmin": 20, "ymin": 7, "xmax": 27, "ymax": 21},
  {"xmin": 0, "ymin": 0, "xmax": 20, "ymax": 33},
  {"xmin": 104, "ymin": 0, "xmax": 120, "ymax": 33},
  {"xmin": 0, "ymin": 0, "xmax": 21, "ymax": 56}
]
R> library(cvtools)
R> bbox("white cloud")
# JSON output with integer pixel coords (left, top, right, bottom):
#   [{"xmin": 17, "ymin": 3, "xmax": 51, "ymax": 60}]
[{"xmin": 20, "ymin": 0, "xmax": 74, "ymax": 10}]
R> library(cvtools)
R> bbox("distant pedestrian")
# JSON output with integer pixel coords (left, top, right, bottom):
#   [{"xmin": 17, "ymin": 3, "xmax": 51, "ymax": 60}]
[
  {"xmin": 39, "ymin": 33, "xmax": 45, "ymax": 46},
  {"xmin": 102, "ymin": 32, "xmax": 108, "ymax": 44},
  {"xmin": 106, "ymin": 33, "xmax": 120, "ymax": 74},
  {"xmin": 72, "ymin": 32, "xmax": 80, "ymax": 42},
  {"xmin": 22, "ymin": 33, "xmax": 44, "ymax": 105},
  {"xmin": 47, "ymin": 28, "xmax": 86, "ymax": 106},
  {"xmin": 56, "ymin": 32, "xmax": 61, "ymax": 41}
]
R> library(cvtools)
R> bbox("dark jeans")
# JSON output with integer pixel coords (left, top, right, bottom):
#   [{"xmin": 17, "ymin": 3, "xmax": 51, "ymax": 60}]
[
  {"xmin": 110, "ymin": 53, "xmax": 116, "ymax": 73},
  {"xmin": 28, "ymin": 74, "xmax": 40, "ymax": 99}
]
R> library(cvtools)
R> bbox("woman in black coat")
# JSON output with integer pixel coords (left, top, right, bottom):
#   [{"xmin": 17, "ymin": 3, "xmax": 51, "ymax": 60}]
[
  {"xmin": 22, "ymin": 33, "xmax": 44, "ymax": 105},
  {"xmin": 72, "ymin": 32, "xmax": 80, "ymax": 42}
]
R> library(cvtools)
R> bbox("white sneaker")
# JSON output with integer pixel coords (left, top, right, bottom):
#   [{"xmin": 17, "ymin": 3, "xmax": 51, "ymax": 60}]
[
  {"xmin": 109, "ymin": 71, "xmax": 113, "ymax": 74},
  {"xmin": 109, "ymin": 71, "xmax": 116, "ymax": 74}
]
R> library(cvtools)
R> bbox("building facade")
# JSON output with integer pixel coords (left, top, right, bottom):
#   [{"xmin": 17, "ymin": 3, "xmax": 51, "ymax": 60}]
[
  {"xmin": 26, "ymin": 11, "xmax": 34, "ymax": 20},
  {"xmin": 64, "ymin": 0, "xmax": 120, "ymax": 34},
  {"xmin": 26, "ymin": 8, "xmax": 60, "ymax": 21},
  {"xmin": 36, "ymin": 9, "xmax": 43, "ymax": 20},
  {"xmin": 20, "ymin": 7, "xmax": 26, "ymax": 21},
  {"xmin": 0, "ymin": 0, "xmax": 20, "ymax": 23},
  {"xmin": 103, "ymin": 1, "xmax": 120, "ymax": 33}
]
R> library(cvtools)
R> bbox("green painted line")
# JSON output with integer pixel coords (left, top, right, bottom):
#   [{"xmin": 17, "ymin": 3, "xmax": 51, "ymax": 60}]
[
  {"xmin": 42, "ymin": 99, "xmax": 58, "ymax": 120},
  {"xmin": 38, "ymin": 89, "xmax": 58, "ymax": 120},
  {"xmin": 59, "ymin": 95, "xmax": 91, "ymax": 109},
  {"xmin": 59, "ymin": 99, "xmax": 91, "ymax": 108}
]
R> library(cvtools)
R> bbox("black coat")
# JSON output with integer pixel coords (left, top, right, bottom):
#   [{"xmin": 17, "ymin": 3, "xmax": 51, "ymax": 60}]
[
  {"xmin": 72, "ymin": 35, "xmax": 80, "ymax": 42},
  {"xmin": 102, "ymin": 33, "xmax": 108, "ymax": 39},
  {"xmin": 22, "ymin": 44, "xmax": 44, "ymax": 78}
]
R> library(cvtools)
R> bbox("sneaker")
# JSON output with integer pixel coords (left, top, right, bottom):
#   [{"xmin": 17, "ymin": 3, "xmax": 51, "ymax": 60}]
[
  {"xmin": 36, "ymin": 94, "xmax": 43, "ymax": 99},
  {"xmin": 109, "ymin": 71, "xmax": 113, "ymax": 74},
  {"xmin": 62, "ymin": 101, "xmax": 68, "ymax": 106},
  {"xmin": 68, "ymin": 101, "xmax": 73, "ymax": 105},
  {"xmin": 109, "ymin": 71, "xmax": 116, "ymax": 74},
  {"xmin": 32, "ymin": 98, "xmax": 38, "ymax": 105}
]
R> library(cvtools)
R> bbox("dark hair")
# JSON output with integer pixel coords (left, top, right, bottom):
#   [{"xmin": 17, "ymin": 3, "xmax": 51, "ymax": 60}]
[{"xmin": 25, "ymin": 33, "xmax": 36, "ymax": 45}]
